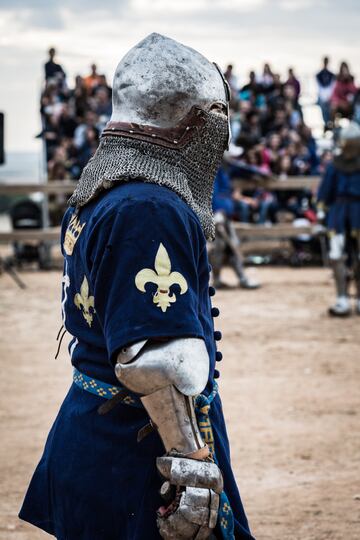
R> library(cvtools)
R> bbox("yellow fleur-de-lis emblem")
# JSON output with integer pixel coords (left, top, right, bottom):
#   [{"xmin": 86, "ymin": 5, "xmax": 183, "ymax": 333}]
[
  {"xmin": 135, "ymin": 243, "xmax": 188, "ymax": 313},
  {"xmin": 74, "ymin": 276, "xmax": 95, "ymax": 326}
]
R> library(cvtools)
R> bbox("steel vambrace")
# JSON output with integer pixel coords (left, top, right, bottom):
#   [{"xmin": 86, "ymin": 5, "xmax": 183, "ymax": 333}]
[{"xmin": 115, "ymin": 337, "xmax": 223, "ymax": 539}]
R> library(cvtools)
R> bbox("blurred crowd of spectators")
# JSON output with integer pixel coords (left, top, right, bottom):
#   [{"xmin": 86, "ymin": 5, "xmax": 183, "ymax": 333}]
[
  {"xmin": 40, "ymin": 48, "xmax": 358, "ymax": 227},
  {"xmin": 41, "ymin": 48, "xmax": 112, "ymax": 184},
  {"xmin": 225, "ymin": 63, "xmax": 319, "ymax": 178},
  {"xmin": 215, "ymin": 56, "xmax": 359, "ymax": 225}
]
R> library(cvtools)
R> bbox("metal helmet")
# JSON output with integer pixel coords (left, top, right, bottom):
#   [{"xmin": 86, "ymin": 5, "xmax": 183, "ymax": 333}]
[
  {"xmin": 339, "ymin": 121, "xmax": 360, "ymax": 143},
  {"xmin": 110, "ymin": 32, "xmax": 229, "ymax": 129},
  {"xmin": 333, "ymin": 121, "xmax": 360, "ymax": 171},
  {"xmin": 70, "ymin": 33, "xmax": 230, "ymax": 240}
]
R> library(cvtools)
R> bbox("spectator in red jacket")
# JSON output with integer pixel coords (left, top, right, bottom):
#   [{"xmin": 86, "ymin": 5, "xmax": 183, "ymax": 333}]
[{"xmin": 331, "ymin": 62, "xmax": 357, "ymax": 119}]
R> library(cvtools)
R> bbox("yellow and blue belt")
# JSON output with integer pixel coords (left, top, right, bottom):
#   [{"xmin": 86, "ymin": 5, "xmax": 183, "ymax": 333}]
[
  {"xmin": 73, "ymin": 367, "xmax": 235, "ymax": 540},
  {"xmin": 73, "ymin": 367, "xmax": 140, "ymax": 407}
]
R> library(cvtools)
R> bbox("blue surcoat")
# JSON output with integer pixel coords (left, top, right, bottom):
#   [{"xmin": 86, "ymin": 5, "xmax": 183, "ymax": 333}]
[
  {"xmin": 19, "ymin": 182, "xmax": 254, "ymax": 540},
  {"xmin": 317, "ymin": 162, "xmax": 360, "ymax": 233}
]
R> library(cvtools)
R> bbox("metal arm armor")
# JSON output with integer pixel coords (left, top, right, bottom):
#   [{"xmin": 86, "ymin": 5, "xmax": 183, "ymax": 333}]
[
  {"xmin": 115, "ymin": 337, "xmax": 209, "ymax": 396},
  {"xmin": 115, "ymin": 337, "xmax": 209, "ymax": 456}
]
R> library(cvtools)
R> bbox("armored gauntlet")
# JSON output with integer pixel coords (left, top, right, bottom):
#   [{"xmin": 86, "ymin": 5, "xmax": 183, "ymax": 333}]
[{"xmin": 156, "ymin": 456, "xmax": 223, "ymax": 540}]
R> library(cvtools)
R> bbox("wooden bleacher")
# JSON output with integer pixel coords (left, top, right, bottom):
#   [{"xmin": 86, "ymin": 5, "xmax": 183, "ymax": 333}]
[
  {"xmin": 232, "ymin": 175, "xmax": 320, "ymax": 192},
  {"xmin": 234, "ymin": 223, "xmax": 322, "ymax": 239},
  {"xmin": 0, "ymin": 176, "xmax": 322, "ymax": 246},
  {"xmin": 0, "ymin": 176, "xmax": 320, "ymax": 196},
  {"xmin": 0, "ymin": 181, "xmax": 77, "ymax": 196},
  {"xmin": 0, "ymin": 228, "xmax": 61, "ymax": 243}
]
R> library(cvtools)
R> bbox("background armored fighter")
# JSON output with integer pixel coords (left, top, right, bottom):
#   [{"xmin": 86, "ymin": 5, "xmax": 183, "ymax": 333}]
[
  {"xmin": 208, "ymin": 169, "xmax": 260, "ymax": 290},
  {"xmin": 317, "ymin": 122, "xmax": 360, "ymax": 316},
  {"xmin": 19, "ymin": 34, "xmax": 254, "ymax": 539}
]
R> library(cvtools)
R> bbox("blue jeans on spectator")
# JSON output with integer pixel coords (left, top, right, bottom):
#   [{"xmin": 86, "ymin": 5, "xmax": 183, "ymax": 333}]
[
  {"xmin": 318, "ymin": 99, "xmax": 331, "ymax": 125},
  {"xmin": 235, "ymin": 201, "xmax": 250, "ymax": 222},
  {"xmin": 258, "ymin": 200, "xmax": 273, "ymax": 224}
]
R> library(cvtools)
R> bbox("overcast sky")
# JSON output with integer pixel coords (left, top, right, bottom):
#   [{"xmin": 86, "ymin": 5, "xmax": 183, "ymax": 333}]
[{"xmin": 1, "ymin": 0, "xmax": 359, "ymax": 152}]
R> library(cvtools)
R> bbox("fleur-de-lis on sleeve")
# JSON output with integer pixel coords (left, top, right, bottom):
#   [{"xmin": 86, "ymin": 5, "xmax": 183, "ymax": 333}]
[
  {"xmin": 74, "ymin": 276, "xmax": 95, "ymax": 326},
  {"xmin": 135, "ymin": 243, "xmax": 188, "ymax": 313}
]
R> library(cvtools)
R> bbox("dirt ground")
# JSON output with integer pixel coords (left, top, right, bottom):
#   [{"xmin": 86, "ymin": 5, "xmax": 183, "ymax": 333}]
[{"xmin": 0, "ymin": 266, "xmax": 359, "ymax": 540}]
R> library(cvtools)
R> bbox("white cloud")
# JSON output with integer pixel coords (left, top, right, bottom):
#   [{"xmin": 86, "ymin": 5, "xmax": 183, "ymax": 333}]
[
  {"xmin": 278, "ymin": 0, "xmax": 327, "ymax": 10},
  {"xmin": 132, "ymin": 0, "xmax": 265, "ymax": 13}
]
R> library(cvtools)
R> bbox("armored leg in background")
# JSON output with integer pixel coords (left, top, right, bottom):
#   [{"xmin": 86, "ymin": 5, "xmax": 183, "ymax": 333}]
[
  {"xmin": 328, "ymin": 233, "xmax": 351, "ymax": 316},
  {"xmin": 208, "ymin": 219, "xmax": 227, "ymax": 289},
  {"xmin": 209, "ymin": 214, "xmax": 260, "ymax": 290}
]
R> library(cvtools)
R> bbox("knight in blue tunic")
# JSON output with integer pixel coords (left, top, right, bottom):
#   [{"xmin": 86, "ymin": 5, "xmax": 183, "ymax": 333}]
[
  {"xmin": 19, "ymin": 33, "xmax": 255, "ymax": 540},
  {"xmin": 317, "ymin": 122, "xmax": 360, "ymax": 316}
]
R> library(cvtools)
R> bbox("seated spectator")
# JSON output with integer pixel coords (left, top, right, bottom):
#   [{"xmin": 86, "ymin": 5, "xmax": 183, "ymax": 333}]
[
  {"xmin": 330, "ymin": 62, "xmax": 357, "ymax": 119},
  {"xmin": 72, "ymin": 75, "xmax": 88, "ymax": 118},
  {"xmin": 283, "ymin": 86, "xmax": 302, "ymax": 127},
  {"xmin": 259, "ymin": 63, "xmax": 274, "ymax": 88},
  {"xmin": 275, "ymin": 154, "xmax": 294, "ymax": 179},
  {"xmin": 266, "ymin": 73, "xmax": 284, "ymax": 108},
  {"xmin": 76, "ymin": 126, "xmax": 99, "ymax": 171},
  {"xmin": 41, "ymin": 80, "xmax": 67, "ymax": 119},
  {"xmin": 58, "ymin": 103, "xmax": 78, "ymax": 139},
  {"xmin": 213, "ymin": 167, "xmax": 257, "ymax": 223},
  {"xmin": 297, "ymin": 123, "xmax": 319, "ymax": 174},
  {"xmin": 240, "ymin": 149, "xmax": 277, "ymax": 223},
  {"xmin": 93, "ymin": 87, "xmax": 112, "ymax": 118},
  {"xmin": 73, "ymin": 111, "xmax": 99, "ymax": 149},
  {"xmin": 98, "ymin": 75, "xmax": 112, "ymax": 100},
  {"xmin": 237, "ymin": 111, "xmax": 262, "ymax": 147},
  {"xmin": 318, "ymin": 149, "xmax": 333, "ymax": 175},
  {"xmin": 265, "ymin": 107, "xmax": 288, "ymax": 133},
  {"xmin": 232, "ymin": 189, "xmax": 257, "ymax": 223},
  {"xmin": 255, "ymin": 189, "xmax": 278, "ymax": 224},
  {"xmin": 48, "ymin": 160, "xmax": 70, "ymax": 182},
  {"xmin": 264, "ymin": 132, "xmax": 282, "ymax": 170},
  {"xmin": 240, "ymin": 71, "xmax": 263, "ymax": 104},
  {"xmin": 47, "ymin": 141, "xmax": 74, "ymax": 177},
  {"xmin": 292, "ymin": 143, "xmax": 313, "ymax": 175}
]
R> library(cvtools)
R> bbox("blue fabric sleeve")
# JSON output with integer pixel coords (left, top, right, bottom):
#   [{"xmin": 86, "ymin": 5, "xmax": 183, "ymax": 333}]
[{"xmin": 86, "ymin": 198, "xmax": 205, "ymax": 363}]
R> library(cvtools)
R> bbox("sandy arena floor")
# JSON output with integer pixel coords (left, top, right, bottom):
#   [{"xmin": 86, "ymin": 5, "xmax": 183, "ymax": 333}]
[{"xmin": 0, "ymin": 266, "xmax": 359, "ymax": 540}]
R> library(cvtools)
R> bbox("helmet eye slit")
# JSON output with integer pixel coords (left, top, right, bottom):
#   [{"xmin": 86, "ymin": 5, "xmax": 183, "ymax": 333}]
[{"xmin": 209, "ymin": 103, "xmax": 227, "ymax": 115}]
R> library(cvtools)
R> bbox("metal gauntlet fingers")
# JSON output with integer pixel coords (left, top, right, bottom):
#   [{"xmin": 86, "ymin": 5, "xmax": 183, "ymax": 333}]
[{"xmin": 156, "ymin": 456, "xmax": 223, "ymax": 540}]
